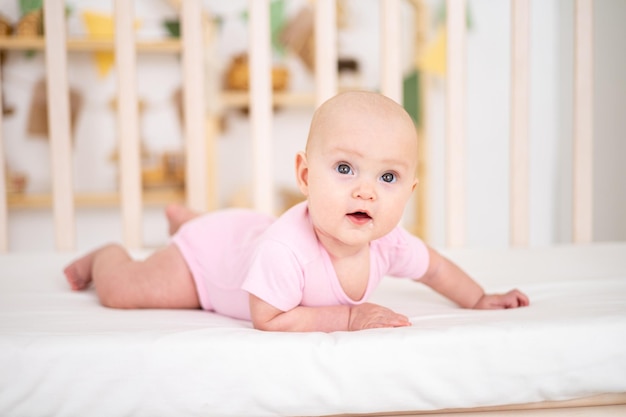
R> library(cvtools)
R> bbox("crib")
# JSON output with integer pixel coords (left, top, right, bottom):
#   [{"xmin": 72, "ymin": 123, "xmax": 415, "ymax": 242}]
[{"xmin": 1, "ymin": 0, "xmax": 625, "ymax": 416}]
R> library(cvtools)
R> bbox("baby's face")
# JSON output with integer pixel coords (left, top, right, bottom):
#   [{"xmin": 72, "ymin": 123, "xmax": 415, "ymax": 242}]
[{"xmin": 299, "ymin": 98, "xmax": 418, "ymax": 252}]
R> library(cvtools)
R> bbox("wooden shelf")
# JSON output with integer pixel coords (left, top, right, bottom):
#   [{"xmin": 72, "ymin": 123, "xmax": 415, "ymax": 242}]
[
  {"xmin": 0, "ymin": 36, "xmax": 182, "ymax": 53},
  {"xmin": 220, "ymin": 91, "xmax": 316, "ymax": 108},
  {"xmin": 7, "ymin": 189, "xmax": 185, "ymax": 209}
]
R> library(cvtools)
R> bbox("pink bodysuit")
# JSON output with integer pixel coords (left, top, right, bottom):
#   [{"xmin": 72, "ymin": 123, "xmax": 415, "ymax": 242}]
[{"xmin": 172, "ymin": 202, "xmax": 430, "ymax": 320}]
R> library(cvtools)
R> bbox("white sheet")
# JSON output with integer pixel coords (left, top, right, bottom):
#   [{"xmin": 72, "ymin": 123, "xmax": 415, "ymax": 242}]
[{"xmin": 1, "ymin": 244, "xmax": 625, "ymax": 417}]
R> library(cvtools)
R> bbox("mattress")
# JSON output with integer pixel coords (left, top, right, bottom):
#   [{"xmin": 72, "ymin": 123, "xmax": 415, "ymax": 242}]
[{"xmin": 1, "ymin": 243, "xmax": 625, "ymax": 416}]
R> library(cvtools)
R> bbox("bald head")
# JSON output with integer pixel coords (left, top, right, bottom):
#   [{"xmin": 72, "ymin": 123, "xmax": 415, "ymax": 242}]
[{"xmin": 305, "ymin": 91, "xmax": 418, "ymax": 160}]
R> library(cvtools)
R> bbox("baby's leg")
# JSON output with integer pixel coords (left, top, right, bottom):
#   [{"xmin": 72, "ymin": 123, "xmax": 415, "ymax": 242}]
[
  {"xmin": 166, "ymin": 203, "xmax": 200, "ymax": 235},
  {"xmin": 64, "ymin": 243, "xmax": 200, "ymax": 309}
]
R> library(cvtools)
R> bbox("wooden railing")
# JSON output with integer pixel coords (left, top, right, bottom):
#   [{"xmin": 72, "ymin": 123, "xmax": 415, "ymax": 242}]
[{"xmin": 0, "ymin": 0, "xmax": 595, "ymax": 252}]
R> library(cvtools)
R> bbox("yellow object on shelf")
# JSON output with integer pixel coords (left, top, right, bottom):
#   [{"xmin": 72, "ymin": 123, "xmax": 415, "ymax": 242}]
[
  {"xmin": 417, "ymin": 26, "xmax": 447, "ymax": 76},
  {"xmin": 81, "ymin": 11, "xmax": 141, "ymax": 77},
  {"xmin": 141, "ymin": 152, "xmax": 185, "ymax": 190},
  {"xmin": 225, "ymin": 54, "xmax": 289, "ymax": 92}
]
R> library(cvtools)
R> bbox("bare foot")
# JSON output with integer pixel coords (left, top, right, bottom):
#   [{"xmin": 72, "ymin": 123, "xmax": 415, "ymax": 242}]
[
  {"xmin": 64, "ymin": 250, "xmax": 99, "ymax": 291},
  {"xmin": 165, "ymin": 203, "xmax": 199, "ymax": 235}
]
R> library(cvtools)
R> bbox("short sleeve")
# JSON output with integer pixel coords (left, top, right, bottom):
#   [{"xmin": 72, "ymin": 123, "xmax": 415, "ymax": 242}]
[
  {"xmin": 374, "ymin": 227, "xmax": 430, "ymax": 280},
  {"xmin": 241, "ymin": 239, "xmax": 305, "ymax": 312}
]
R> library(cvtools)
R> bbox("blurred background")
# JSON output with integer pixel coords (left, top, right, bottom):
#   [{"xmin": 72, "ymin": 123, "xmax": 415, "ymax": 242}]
[{"xmin": 1, "ymin": 0, "xmax": 624, "ymax": 251}]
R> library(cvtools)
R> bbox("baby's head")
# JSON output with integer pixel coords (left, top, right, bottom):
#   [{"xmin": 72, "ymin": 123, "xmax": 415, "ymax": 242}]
[
  {"xmin": 296, "ymin": 91, "xmax": 419, "ymax": 249},
  {"xmin": 304, "ymin": 91, "xmax": 418, "ymax": 158}
]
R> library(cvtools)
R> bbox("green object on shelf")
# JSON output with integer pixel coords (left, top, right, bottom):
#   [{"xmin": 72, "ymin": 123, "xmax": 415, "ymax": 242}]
[
  {"xmin": 164, "ymin": 20, "xmax": 180, "ymax": 38},
  {"xmin": 240, "ymin": 0, "xmax": 287, "ymax": 57},
  {"xmin": 20, "ymin": 0, "xmax": 42, "ymax": 15},
  {"xmin": 403, "ymin": 69, "xmax": 422, "ymax": 128}
]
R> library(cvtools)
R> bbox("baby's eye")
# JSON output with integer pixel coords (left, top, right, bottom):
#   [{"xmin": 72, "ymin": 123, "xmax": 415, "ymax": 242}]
[
  {"xmin": 336, "ymin": 163, "xmax": 353, "ymax": 175},
  {"xmin": 381, "ymin": 172, "xmax": 396, "ymax": 183}
]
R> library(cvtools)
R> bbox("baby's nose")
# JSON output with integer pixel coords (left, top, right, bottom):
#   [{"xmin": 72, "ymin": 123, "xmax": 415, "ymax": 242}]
[{"xmin": 353, "ymin": 181, "xmax": 376, "ymax": 200}]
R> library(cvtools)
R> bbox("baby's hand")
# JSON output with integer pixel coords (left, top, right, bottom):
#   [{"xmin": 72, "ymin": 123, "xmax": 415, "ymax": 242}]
[
  {"xmin": 473, "ymin": 289, "xmax": 529, "ymax": 309},
  {"xmin": 348, "ymin": 303, "xmax": 411, "ymax": 331}
]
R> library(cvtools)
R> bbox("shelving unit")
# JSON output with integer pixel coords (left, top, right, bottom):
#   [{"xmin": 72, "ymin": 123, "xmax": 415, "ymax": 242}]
[
  {"xmin": 0, "ymin": 1, "xmax": 418, "ymax": 250},
  {"xmin": 0, "ymin": 35, "xmax": 316, "ymax": 211},
  {"xmin": 0, "ymin": 0, "xmax": 217, "ymax": 250},
  {"xmin": 0, "ymin": 36, "xmax": 185, "ymax": 211}
]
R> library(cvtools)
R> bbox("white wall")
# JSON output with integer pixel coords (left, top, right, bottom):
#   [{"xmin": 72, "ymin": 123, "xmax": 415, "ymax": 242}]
[
  {"xmin": 3, "ymin": 0, "xmax": 625, "ymax": 251},
  {"xmin": 592, "ymin": 0, "xmax": 626, "ymax": 242},
  {"xmin": 425, "ymin": 0, "xmax": 563, "ymax": 248},
  {"xmin": 425, "ymin": 0, "xmax": 625, "ymax": 248}
]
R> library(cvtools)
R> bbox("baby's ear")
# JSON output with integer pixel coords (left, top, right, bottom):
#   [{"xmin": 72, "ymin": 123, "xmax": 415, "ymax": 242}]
[{"xmin": 295, "ymin": 152, "xmax": 309, "ymax": 196}]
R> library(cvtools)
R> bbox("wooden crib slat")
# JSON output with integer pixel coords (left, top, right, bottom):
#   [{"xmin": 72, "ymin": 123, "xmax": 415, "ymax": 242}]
[
  {"xmin": 445, "ymin": 0, "xmax": 466, "ymax": 247},
  {"xmin": 510, "ymin": 0, "xmax": 530, "ymax": 246},
  {"xmin": 114, "ymin": 0, "xmax": 142, "ymax": 249},
  {"xmin": 573, "ymin": 0, "xmax": 594, "ymax": 243},
  {"xmin": 249, "ymin": 0, "xmax": 274, "ymax": 215},
  {"xmin": 44, "ymin": 0, "xmax": 75, "ymax": 251},
  {"xmin": 381, "ymin": 0, "xmax": 403, "ymax": 104},
  {"xmin": 181, "ymin": 0, "xmax": 208, "ymax": 212},
  {"xmin": 0, "ymin": 68, "xmax": 6, "ymax": 252},
  {"xmin": 203, "ymin": 14, "xmax": 219, "ymax": 211},
  {"xmin": 315, "ymin": 0, "xmax": 338, "ymax": 106}
]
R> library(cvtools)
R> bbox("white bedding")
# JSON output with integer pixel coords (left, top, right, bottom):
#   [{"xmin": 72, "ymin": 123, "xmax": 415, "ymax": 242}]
[{"xmin": 1, "ymin": 244, "xmax": 625, "ymax": 416}]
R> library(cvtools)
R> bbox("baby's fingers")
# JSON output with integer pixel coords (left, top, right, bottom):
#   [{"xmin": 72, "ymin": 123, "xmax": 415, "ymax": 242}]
[
  {"xmin": 373, "ymin": 313, "xmax": 411, "ymax": 328},
  {"xmin": 474, "ymin": 289, "xmax": 530, "ymax": 309},
  {"xmin": 349, "ymin": 303, "xmax": 412, "ymax": 330},
  {"xmin": 506, "ymin": 289, "xmax": 530, "ymax": 307}
]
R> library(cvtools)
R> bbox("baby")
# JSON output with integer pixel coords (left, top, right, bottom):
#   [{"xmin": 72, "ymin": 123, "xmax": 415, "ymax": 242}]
[{"xmin": 65, "ymin": 91, "xmax": 529, "ymax": 332}]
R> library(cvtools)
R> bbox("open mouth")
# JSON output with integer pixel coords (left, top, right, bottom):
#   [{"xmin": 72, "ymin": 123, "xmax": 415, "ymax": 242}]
[{"xmin": 347, "ymin": 211, "xmax": 372, "ymax": 224}]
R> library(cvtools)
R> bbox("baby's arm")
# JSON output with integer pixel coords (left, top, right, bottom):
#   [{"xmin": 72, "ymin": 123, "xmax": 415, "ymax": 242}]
[
  {"xmin": 249, "ymin": 295, "xmax": 411, "ymax": 332},
  {"xmin": 418, "ymin": 247, "xmax": 530, "ymax": 309}
]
